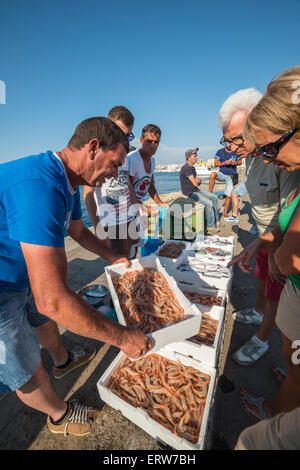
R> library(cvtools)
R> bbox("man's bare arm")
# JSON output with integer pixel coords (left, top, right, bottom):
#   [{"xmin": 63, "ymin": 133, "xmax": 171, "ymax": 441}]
[
  {"xmin": 21, "ymin": 243, "xmax": 151, "ymax": 358},
  {"xmin": 83, "ymin": 186, "xmax": 99, "ymax": 229},
  {"xmin": 188, "ymin": 175, "xmax": 200, "ymax": 188},
  {"xmin": 148, "ymin": 176, "xmax": 169, "ymax": 208}
]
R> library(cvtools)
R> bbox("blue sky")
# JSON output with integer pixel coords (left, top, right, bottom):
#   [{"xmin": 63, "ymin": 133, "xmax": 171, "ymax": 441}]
[{"xmin": 0, "ymin": 0, "xmax": 299, "ymax": 164}]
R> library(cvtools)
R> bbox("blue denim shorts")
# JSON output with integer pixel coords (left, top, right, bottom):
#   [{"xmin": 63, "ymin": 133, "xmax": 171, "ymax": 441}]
[
  {"xmin": 232, "ymin": 181, "xmax": 248, "ymax": 197},
  {"xmin": 215, "ymin": 172, "xmax": 234, "ymax": 197},
  {"xmin": 0, "ymin": 288, "xmax": 50, "ymax": 394}
]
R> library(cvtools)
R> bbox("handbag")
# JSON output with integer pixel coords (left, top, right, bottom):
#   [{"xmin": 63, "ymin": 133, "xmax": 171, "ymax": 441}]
[{"xmin": 224, "ymin": 149, "xmax": 239, "ymax": 186}]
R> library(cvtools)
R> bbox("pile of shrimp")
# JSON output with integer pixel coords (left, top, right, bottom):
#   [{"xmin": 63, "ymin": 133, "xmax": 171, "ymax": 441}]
[
  {"xmin": 183, "ymin": 291, "xmax": 222, "ymax": 306},
  {"xmin": 112, "ymin": 268, "xmax": 185, "ymax": 333},
  {"xmin": 157, "ymin": 241, "xmax": 186, "ymax": 258},
  {"xmin": 188, "ymin": 313, "xmax": 219, "ymax": 347},
  {"xmin": 109, "ymin": 353, "xmax": 210, "ymax": 444}
]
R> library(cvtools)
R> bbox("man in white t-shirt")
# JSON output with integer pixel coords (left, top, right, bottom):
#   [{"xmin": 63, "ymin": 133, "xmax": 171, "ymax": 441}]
[
  {"xmin": 84, "ymin": 106, "xmax": 145, "ymax": 258},
  {"xmin": 128, "ymin": 124, "xmax": 169, "ymax": 215}
]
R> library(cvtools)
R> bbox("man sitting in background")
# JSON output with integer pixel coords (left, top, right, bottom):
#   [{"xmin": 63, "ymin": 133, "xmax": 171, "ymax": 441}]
[{"xmin": 180, "ymin": 148, "xmax": 219, "ymax": 229}]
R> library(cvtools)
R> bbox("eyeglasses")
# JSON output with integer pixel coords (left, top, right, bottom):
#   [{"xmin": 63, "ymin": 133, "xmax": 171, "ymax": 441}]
[
  {"xmin": 220, "ymin": 135, "xmax": 244, "ymax": 148},
  {"xmin": 144, "ymin": 139, "xmax": 160, "ymax": 145},
  {"xmin": 126, "ymin": 132, "xmax": 135, "ymax": 142},
  {"xmin": 257, "ymin": 127, "xmax": 298, "ymax": 159}
]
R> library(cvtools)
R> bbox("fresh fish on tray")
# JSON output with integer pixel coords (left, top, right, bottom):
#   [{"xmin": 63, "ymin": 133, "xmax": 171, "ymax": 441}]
[{"xmin": 177, "ymin": 258, "xmax": 230, "ymax": 278}]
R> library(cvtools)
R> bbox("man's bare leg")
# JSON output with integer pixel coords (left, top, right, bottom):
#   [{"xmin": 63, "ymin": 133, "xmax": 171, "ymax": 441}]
[
  {"xmin": 16, "ymin": 359, "xmax": 68, "ymax": 421},
  {"xmin": 224, "ymin": 196, "xmax": 231, "ymax": 217},
  {"xmin": 255, "ymin": 279, "xmax": 266, "ymax": 315},
  {"xmin": 256, "ymin": 299, "xmax": 278, "ymax": 343},
  {"xmin": 209, "ymin": 172, "xmax": 218, "ymax": 193},
  {"xmin": 35, "ymin": 320, "xmax": 69, "ymax": 367},
  {"xmin": 231, "ymin": 192, "xmax": 240, "ymax": 218}
]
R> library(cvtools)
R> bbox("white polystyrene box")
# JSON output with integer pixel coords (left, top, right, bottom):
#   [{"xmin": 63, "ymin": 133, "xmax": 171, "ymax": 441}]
[
  {"xmin": 176, "ymin": 282, "xmax": 227, "ymax": 309},
  {"xmin": 154, "ymin": 239, "xmax": 189, "ymax": 273},
  {"xmin": 188, "ymin": 234, "xmax": 235, "ymax": 248},
  {"xmin": 154, "ymin": 239, "xmax": 188, "ymax": 258},
  {"xmin": 172, "ymin": 252, "xmax": 232, "ymax": 293},
  {"xmin": 185, "ymin": 244, "xmax": 233, "ymax": 265},
  {"xmin": 97, "ymin": 349, "xmax": 216, "ymax": 450},
  {"xmin": 163, "ymin": 305, "xmax": 225, "ymax": 368},
  {"xmin": 105, "ymin": 255, "xmax": 202, "ymax": 357}
]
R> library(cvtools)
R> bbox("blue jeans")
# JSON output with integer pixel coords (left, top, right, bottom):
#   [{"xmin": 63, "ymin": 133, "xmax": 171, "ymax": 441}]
[
  {"xmin": 215, "ymin": 172, "xmax": 234, "ymax": 197},
  {"xmin": 0, "ymin": 288, "xmax": 50, "ymax": 393},
  {"xmin": 189, "ymin": 190, "xmax": 219, "ymax": 228}
]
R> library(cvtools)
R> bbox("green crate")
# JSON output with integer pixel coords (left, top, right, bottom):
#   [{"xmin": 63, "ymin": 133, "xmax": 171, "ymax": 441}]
[{"xmin": 162, "ymin": 197, "xmax": 205, "ymax": 241}]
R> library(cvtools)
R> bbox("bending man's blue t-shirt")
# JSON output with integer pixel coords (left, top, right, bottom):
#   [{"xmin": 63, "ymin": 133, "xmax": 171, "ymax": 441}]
[{"xmin": 0, "ymin": 151, "xmax": 82, "ymax": 291}]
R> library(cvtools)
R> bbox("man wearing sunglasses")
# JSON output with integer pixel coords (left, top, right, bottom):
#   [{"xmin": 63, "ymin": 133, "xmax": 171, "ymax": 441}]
[
  {"xmin": 218, "ymin": 88, "xmax": 300, "ymax": 367},
  {"xmin": 127, "ymin": 124, "xmax": 169, "ymax": 217},
  {"xmin": 84, "ymin": 106, "xmax": 143, "ymax": 258}
]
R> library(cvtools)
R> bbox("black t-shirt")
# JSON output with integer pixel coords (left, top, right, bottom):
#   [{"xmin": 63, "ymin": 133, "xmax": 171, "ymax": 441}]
[{"xmin": 180, "ymin": 163, "xmax": 199, "ymax": 197}]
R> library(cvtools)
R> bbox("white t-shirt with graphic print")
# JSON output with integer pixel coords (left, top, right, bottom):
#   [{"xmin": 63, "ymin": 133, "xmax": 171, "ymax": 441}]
[
  {"xmin": 94, "ymin": 157, "xmax": 135, "ymax": 227},
  {"xmin": 127, "ymin": 150, "xmax": 155, "ymax": 202}
]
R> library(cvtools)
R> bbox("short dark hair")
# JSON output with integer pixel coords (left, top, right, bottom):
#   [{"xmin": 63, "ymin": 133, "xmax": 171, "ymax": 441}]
[
  {"xmin": 68, "ymin": 117, "xmax": 129, "ymax": 153},
  {"xmin": 142, "ymin": 124, "xmax": 161, "ymax": 138},
  {"xmin": 107, "ymin": 106, "xmax": 134, "ymax": 127}
]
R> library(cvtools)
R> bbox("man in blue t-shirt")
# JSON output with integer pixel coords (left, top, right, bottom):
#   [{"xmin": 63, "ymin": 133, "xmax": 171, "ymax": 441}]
[
  {"xmin": 209, "ymin": 147, "xmax": 241, "ymax": 219},
  {"xmin": 0, "ymin": 117, "xmax": 152, "ymax": 437}
]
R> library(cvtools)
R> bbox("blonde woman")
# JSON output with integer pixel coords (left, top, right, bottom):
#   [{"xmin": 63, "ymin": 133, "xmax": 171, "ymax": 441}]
[{"xmin": 229, "ymin": 66, "xmax": 300, "ymax": 430}]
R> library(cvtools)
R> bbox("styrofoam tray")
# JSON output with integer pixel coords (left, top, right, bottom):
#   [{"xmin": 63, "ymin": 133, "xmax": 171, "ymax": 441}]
[
  {"xmin": 97, "ymin": 349, "xmax": 216, "ymax": 450},
  {"xmin": 180, "ymin": 249, "xmax": 232, "ymax": 268},
  {"xmin": 186, "ymin": 244, "xmax": 233, "ymax": 263},
  {"xmin": 105, "ymin": 256, "xmax": 202, "ymax": 357},
  {"xmin": 188, "ymin": 234, "xmax": 235, "ymax": 248},
  {"xmin": 154, "ymin": 239, "xmax": 188, "ymax": 258},
  {"xmin": 172, "ymin": 252, "xmax": 232, "ymax": 292},
  {"xmin": 154, "ymin": 240, "xmax": 189, "ymax": 273},
  {"xmin": 176, "ymin": 282, "xmax": 227, "ymax": 309},
  {"xmin": 164, "ymin": 306, "xmax": 225, "ymax": 368}
]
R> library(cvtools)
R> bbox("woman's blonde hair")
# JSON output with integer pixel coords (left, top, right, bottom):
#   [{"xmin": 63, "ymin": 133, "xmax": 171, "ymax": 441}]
[{"xmin": 244, "ymin": 66, "xmax": 300, "ymax": 146}]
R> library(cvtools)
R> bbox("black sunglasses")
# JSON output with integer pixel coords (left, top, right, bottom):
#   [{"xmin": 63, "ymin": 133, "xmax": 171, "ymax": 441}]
[
  {"xmin": 258, "ymin": 127, "xmax": 298, "ymax": 159},
  {"xmin": 144, "ymin": 138, "xmax": 160, "ymax": 145},
  {"xmin": 126, "ymin": 132, "xmax": 135, "ymax": 142}
]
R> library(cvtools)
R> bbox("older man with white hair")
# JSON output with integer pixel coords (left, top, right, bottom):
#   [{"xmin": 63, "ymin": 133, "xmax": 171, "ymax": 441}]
[
  {"xmin": 218, "ymin": 88, "xmax": 300, "ymax": 370},
  {"xmin": 218, "ymin": 88, "xmax": 262, "ymax": 224}
]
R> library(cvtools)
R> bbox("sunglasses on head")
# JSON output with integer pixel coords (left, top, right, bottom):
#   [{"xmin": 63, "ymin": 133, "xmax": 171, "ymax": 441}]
[{"xmin": 258, "ymin": 127, "xmax": 298, "ymax": 159}]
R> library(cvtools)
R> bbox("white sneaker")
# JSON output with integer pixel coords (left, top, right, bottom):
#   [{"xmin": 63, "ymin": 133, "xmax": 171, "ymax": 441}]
[
  {"xmin": 224, "ymin": 216, "xmax": 239, "ymax": 223},
  {"xmin": 232, "ymin": 308, "xmax": 263, "ymax": 325},
  {"xmin": 233, "ymin": 337, "xmax": 269, "ymax": 365}
]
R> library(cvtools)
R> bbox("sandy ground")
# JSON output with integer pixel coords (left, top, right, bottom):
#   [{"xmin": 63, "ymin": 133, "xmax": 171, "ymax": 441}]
[{"xmin": 0, "ymin": 191, "xmax": 285, "ymax": 450}]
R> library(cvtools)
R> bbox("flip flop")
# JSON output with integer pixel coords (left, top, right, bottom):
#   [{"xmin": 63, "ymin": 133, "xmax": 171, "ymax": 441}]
[
  {"xmin": 240, "ymin": 390, "xmax": 267, "ymax": 421},
  {"xmin": 272, "ymin": 366, "xmax": 287, "ymax": 384}
]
